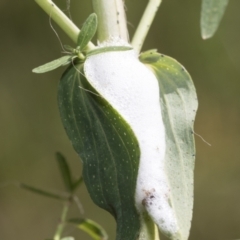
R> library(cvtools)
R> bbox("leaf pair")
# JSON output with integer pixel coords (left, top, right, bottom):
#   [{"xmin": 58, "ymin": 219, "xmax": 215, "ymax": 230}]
[
  {"xmin": 32, "ymin": 13, "xmax": 98, "ymax": 73},
  {"xmin": 201, "ymin": 0, "xmax": 229, "ymax": 39},
  {"xmin": 68, "ymin": 218, "xmax": 108, "ymax": 240},
  {"xmin": 20, "ymin": 183, "xmax": 69, "ymax": 201},
  {"xmin": 49, "ymin": 218, "xmax": 107, "ymax": 240},
  {"xmin": 19, "ymin": 152, "xmax": 82, "ymax": 200},
  {"xmin": 56, "ymin": 152, "xmax": 83, "ymax": 193},
  {"xmin": 20, "ymin": 152, "xmax": 108, "ymax": 240},
  {"xmin": 58, "ymin": 49, "xmax": 198, "ymax": 240}
]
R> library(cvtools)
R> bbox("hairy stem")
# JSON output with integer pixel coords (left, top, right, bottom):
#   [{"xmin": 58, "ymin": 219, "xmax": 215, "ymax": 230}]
[
  {"xmin": 35, "ymin": 0, "xmax": 95, "ymax": 50},
  {"xmin": 92, "ymin": 0, "xmax": 129, "ymax": 43},
  {"xmin": 131, "ymin": 0, "xmax": 162, "ymax": 53}
]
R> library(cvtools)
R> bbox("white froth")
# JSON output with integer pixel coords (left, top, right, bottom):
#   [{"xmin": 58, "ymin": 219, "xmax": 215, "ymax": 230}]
[
  {"xmin": 97, "ymin": 36, "xmax": 130, "ymax": 47},
  {"xmin": 84, "ymin": 47, "xmax": 179, "ymax": 236}
]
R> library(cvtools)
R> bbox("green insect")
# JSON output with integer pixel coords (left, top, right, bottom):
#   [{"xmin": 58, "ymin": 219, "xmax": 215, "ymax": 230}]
[{"xmin": 32, "ymin": 13, "xmax": 132, "ymax": 74}]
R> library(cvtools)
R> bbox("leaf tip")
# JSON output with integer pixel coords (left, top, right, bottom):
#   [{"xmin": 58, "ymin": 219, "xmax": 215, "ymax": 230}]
[
  {"xmin": 201, "ymin": 30, "xmax": 213, "ymax": 40},
  {"xmin": 32, "ymin": 68, "xmax": 40, "ymax": 73},
  {"xmin": 201, "ymin": 34, "xmax": 210, "ymax": 40},
  {"xmin": 90, "ymin": 12, "xmax": 97, "ymax": 20}
]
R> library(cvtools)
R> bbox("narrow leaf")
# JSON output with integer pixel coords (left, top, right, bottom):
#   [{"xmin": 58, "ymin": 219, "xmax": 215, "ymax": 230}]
[
  {"xmin": 140, "ymin": 52, "xmax": 198, "ymax": 240},
  {"xmin": 20, "ymin": 183, "xmax": 69, "ymax": 201},
  {"xmin": 71, "ymin": 176, "xmax": 83, "ymax": 192},
  {"xmin": 68, "ymin": 218, "xmax": 108, "ymax": 240},
  {"xmin": 55, "ymin": 152, "xmax": 73, "ymax": 192},
  {"xmin": 201, "ymin": 0, "xmax": 229, "ymax": 39},
  {"xmin": 86, "ymin": 46, "xmax": 132, "ymax": 57},
  {"xmin": 58, "ymin": 64, "xmax": 141, "ymax": 240},
  {"xmin": 32, "ymin": 55, "xmax": 72, "ymax": 73},
  {"xmin": 63, "ymin": 45, "xmax": 75, "ymax": 52},
  {"xmin": 77, "ymin": 13, "xmax": 98, "ymax": 51}
]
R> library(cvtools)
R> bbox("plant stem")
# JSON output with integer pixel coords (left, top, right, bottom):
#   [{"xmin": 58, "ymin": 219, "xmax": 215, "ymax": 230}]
[
  {"xmin": 92, "ymin": 0, "xmax": 129, "ymax": 43},
  {"xmin": 35, "ymin": 0, "xmax": 95, "ymax": 50},
  {"xmin": 138, "ymin": 212, "xmax": 160, "ymax": 240},
  {"xmin": 154, "ymin": 224, "xmax": 160, "ymax": 240},
  {"xmin": 131, "ymin": 0, "xmax": 162, "ymax": 53},
  {"xmin": 53, "ymin": 201, "xmax": 70, "ymax": 240}
]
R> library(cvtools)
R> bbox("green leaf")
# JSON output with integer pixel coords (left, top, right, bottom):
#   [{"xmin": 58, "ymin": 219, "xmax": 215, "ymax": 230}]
[
  {"xmin": 139, "ymin": 49, "xmax": 161, "ymax": 64},
  {"xmin": 55, "ymin": 152, "xmax": 73, "ymax": 192},
  {"xmin": 68, "ymin": 218, "xmax": 108, "ymax": 240},
  {"xmin": 140, "ymin": 52, "xmax": 198, "ymax": 240},
  {"xmin": 19, "ymin": 183, "xmax": 69, "ymax": 201},
  {"xmin": 201, "ymin": 0, "xmax": 229, "ymax": 39},
  {"xmin": 64, "ymin": 45, "xmax": 75, "ymax": 52},
  {"xmin": 77, "ymin": 13, "xmax": 98, "ymax": 51},
  {"xmin": 32, "ymin": 55, "xmax": 73, "ymax": 73},
  {"xmin": 86, "ymin": 46, "xmax": 132, "ymax": 57},
  {"xmin": 71, "ymin": 176, "xmax": 83, "ymax": 192},
  {"xmin": 58, "ymin": 64, "xmax": 141, "ymax": 240},
  {"xmin": 63, "ymin": 45, "xmax": 80, "ymax": 55}
]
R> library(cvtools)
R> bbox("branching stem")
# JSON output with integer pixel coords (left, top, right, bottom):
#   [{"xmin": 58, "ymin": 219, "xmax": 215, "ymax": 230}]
[
  {"xmin": 131, "ymin": 0, "xmax": 162, "ymax": 53},
  {"xmin": 35, "ymin": 0, "xmax": 95, "ymax": 50},
  {"xmin": 53, "ymin": 201, "xmax": 70, "ymax": 240}
]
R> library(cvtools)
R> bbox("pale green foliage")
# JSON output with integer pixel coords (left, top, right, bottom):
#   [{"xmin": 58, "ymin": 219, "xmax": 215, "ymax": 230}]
[
  {"xmin": 32, "ymin": 13, "xmax": 98, "ymax": 74},
  {"xmin": 140, "ymin": 50, "xmax": 197, "ymax": 240},
  {"xmin": 68, "ymin": 218, "xmax": 108, "ymax": 240},
  {"xmin": 201, "ymin": 0, "xmax": 229, "ymax": 39},
  {"xmin": 77, "ymin": 13, "xmax": 98, "ymax": 51},
  {"xmin": 32, "ymin": 55, "xmax": 73, "ymax": 73}
]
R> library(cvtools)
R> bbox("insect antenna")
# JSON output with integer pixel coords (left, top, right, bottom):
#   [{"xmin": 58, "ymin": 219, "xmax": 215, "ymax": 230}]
[
  {"xmin": 192, "ymin": 130, "xmax": 211, "ymax": 146},
  {"xmin": 72, "ymin": 60, "xmax": 102, "ymax": 98},
  {"xmin": 49, "ymin": 7, "xmax": 71, "ymax": 55},
  {"xmin": 65, "ymin": 0, "xmax": 73, "ymax": 21}
]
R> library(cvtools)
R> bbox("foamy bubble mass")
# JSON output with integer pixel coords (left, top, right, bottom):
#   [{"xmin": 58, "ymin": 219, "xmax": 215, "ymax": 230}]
[{"xmin": 84, "ymin": 42, "xmax": 180, "ymax": 238}]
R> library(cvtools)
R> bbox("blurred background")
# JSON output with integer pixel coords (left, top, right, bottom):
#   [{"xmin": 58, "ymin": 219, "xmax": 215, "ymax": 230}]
[{"xmin": 0, "ymin": 0, "xmax": 240, "ymax": 239}]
